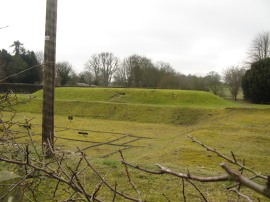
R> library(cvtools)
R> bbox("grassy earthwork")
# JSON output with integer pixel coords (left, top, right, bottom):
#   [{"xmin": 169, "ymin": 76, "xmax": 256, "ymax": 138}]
[{"xmin": 7, "ymin": 88, "xmax": 270, "ymax": 201}]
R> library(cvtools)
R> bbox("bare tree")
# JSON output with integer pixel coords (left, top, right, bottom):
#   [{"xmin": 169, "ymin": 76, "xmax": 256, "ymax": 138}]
[
  {"xmin": 114, "ymin": 59, "xmax": 132, "ymax": 87},
  {"xmin": 205, "ymin": 71, "xmax": 223, "ymax": 96},
  {"xmin": 84, "ymin": 52, "xmax": 119, "ymax": 86},
  {"xmin": 79, "ymin": 70, "xmax": 93, "ymax": 85},
  {"xmin": 56, "ymin": 61, "xmax": 74, "ymax": 86},
  {"xmin": 100, "ymin": 52, "xmax": 119, "ymax": 86},
  {"xmin": 224, "ymin": 66, "xmax": 245, "ymax": 100},
  {"xmin": 248, "ymin": 31, "xmax": 270, "ymax": 63},
  {"xmin": 85, "ymin": 54, "xmax": 100, "ymax": 85},
  {"xmin": 114, "ymin": 55, "xmax": 155, "ymax": 88},
  {"xmin": 34, "ymin": 50, "xmax": 44, "ymax": 65}
]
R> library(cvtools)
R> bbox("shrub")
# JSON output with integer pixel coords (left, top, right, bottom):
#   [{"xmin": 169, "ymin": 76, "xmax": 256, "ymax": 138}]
[{"xmin": 242, "ymin": 58, "xmax": 270, "ymax": 103}]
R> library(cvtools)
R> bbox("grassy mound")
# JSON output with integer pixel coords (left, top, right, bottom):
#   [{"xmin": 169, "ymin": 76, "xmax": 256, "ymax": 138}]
[
  {"xmin": 17, "ymin": 87, "xmax": 239, "ymax": 124},
  {"xmin": 33, "ymin": 87, "xmax": 234, "ymax": 107}
]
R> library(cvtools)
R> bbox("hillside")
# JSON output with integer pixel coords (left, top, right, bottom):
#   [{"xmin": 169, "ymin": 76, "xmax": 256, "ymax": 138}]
[
  {"xmin": 17, "ymin": 87, "xmax": 240, "ymax": 124},
  {"xmin": 33, "ymin": 87, "xmax": 235, "ymax": 106}
]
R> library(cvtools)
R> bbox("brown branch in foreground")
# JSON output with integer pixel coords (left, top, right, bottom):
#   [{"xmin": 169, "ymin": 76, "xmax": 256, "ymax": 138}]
[
  {"xmin": 156, "ymin": 164, "xmax": 229, "ymax": 182},
  {"xmin": 121, "ymin": 153, "xmax": 270, "ymax": 199},
  {"xmin": 77, "ymin": 147, "xmax": 141, "ymax": 202},
  {"xmin": 0, "ymin": 154, "xmax": 102, "ymax": 202},
  {"xmin": 121, "ymin": 159, "xmax": 229, "ymax": 182},
  {"xmin": 119, "ymin": 150, "xmax": 142, "ymax": 201},
  {"xmin": 112, "ymin": 182, "xmax": 117, "ymax": 202},
  {"xmin": 90, "ymin": 173, "xmax": 107, "ymax": 201},
  {"xmin": 220, "ymin": 163, "xmax": 270, "ymax": 199}
]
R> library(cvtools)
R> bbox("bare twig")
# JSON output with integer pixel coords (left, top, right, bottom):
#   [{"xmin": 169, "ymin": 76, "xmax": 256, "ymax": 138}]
[
  {"xmin": 91, "ymin": 173, "xmax": 107, "ymax": 201},
  {"xmin": 53, "ymin": 180, "xmax": 60, "ymax": 198},
  {"xmin": 186, "ymin": 179, "xmax": 209, "ymax": 202},
  {"xmin": 120, "ymin": 150, "xmax": 142, "ymax": 201},
  {"xmin": 77, "ymin": 147, "xmax": 141, "ymax": 202},
  {"xmin": 121, "ymin": 159, "xmax": 229, "ymax": 182},
  {"xmin": 24, "ymin": 117, "xmax": 41, "ymax": 160},
  {"xmin": 112, "ymin": 182, "xmax": 117, "ymax": 202},
  {"xmin": 162, "ymin": 193, "xmax": 171, "ymax": 202},
  {"xmin": 231, "ymin": 151, "xmax": 237, "ymax": 164},
  {"xmin": 182, "ymin": 178, "xmax": 186, "ymax": 202},
  {"xmin": 156, "ymin": 164, "xmax": 229, "ymax": 182},
  {"xmin": 230, "ymin": 188, "xmax": 253, "ymax": 202}
]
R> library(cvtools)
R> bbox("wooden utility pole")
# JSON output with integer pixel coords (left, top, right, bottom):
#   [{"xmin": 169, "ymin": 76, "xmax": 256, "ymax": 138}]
[{"xmin": 42, "ymin": 0, "xmax": 57, "ymax": 156}]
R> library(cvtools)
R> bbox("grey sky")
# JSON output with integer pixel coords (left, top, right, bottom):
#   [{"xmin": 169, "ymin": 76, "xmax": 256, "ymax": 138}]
[{"xmin": 1, "ymin": 0, "xmax": 270, "ymax": 75}]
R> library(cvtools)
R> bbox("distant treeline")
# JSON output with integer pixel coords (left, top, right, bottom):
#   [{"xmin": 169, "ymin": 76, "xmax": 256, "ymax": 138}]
[{"xmin": 0, "ymin": 41, "xmax": 224, "ymax": 94}]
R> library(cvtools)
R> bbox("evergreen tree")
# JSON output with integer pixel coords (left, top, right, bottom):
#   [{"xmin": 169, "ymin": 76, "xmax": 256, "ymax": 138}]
[
  {"xmin": 6, "ymin": 55, "xmax": 28, "ymax": 83},
  {"xmin": 10, "ymin": 40, "xmax": 25, "ymax": 55},
  {"xmin": 1, "ymin": 42, "xmax": 42, "ymax": 84},
  {"xmin": 21, "ymin": 51, "xmax": 41, "ymax": 83},
  {"xmin": 0, "ymin": 49, "xmax": 12, "ymax": 82},
  {"xmin": 242, "ymin": 58, "xmax": 270, "ymax": 103}
]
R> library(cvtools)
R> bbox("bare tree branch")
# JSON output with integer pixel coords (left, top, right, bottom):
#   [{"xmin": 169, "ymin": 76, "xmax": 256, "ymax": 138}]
[
  {"xmin": 181, "ymin": 178, "xmax": 186, "ymax": 202},
  {"xmin": 120, "ymin": 150, "xmax": 142, "ymax": 201},
  {"xmin": 162, "ymin": 193, "xmax": 171, "ymax": 202},
  {"xmin": 230, "ymin": 188, "xmax": 253, "ymax": 202},
  {"xmin": 77, "ymin": 148, "xmax": 141, "ymax": 202},
  {"xmin": 220, "ymin": 163, "xmax": 270, "ymax": 199}
]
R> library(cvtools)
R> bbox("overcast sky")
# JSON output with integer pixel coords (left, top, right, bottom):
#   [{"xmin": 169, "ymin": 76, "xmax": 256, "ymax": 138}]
[{"xmin": 1, "ymin": 0, "xmax": 270, "ymax": 75}]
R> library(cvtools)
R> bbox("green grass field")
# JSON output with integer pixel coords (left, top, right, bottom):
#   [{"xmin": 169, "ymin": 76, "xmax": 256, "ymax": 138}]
[{"xmin": 4, "ymin": 87, "xmax": 270, "ymax": 201}]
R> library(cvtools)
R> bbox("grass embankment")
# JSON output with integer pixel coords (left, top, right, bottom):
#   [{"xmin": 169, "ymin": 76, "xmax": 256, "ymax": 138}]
[{"xmin": 16, "ymin": 87, "xmax": 239, "ymax": 124}]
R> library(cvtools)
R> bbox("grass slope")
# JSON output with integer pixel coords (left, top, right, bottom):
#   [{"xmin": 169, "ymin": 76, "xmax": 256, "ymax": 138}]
[
  {"xmin": 33, "ymin": 87, "xmax": 233, "ymax": 107},
  {"xmin": 17, "ymin": 87, "xmax": 240, "ymax": 124}
]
